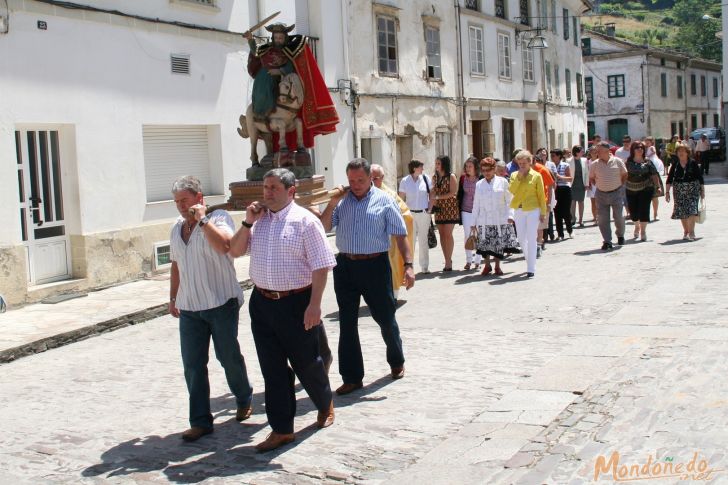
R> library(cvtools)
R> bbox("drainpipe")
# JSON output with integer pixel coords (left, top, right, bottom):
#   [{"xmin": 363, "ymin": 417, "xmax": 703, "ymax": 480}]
[
  {"xmin": 641, "ymin": 58, "xmax": 648, "ymax": 135},
  {"xmin": 540, "ymin": 48, "xmax": 548, "ymax": 147},
  {"xmin": 340, "ymin": 1, "xmax": 357, "ymax": 158},
  {"xmin": 455, "ymin": 1, "xmax": 466, "ymax": 161}
]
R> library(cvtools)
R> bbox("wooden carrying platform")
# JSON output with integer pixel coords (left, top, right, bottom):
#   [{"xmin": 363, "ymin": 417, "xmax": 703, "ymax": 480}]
[{"xmin": 209, "ymin": 175, "xmax": 330, "ymax": 212}]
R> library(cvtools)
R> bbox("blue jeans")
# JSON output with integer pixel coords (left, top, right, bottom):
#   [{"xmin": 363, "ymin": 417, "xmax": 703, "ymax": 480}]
[{"xmin": 179, "ymin": 298, "xmax": 253, "ymax": 429}]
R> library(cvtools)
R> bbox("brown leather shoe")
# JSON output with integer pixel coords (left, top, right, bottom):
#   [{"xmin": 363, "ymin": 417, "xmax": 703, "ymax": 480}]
[
  {"xmin": 391, "ymin": 366, "xmax": 405, "ymax": 379},
  {"xmin": 236, "ymin": 405, "xmax": 253, "ymax": 422},
  {"xmin": 317, "ymin": 400, "xmax": 335, "ymax": 429},
  {"xmin": 335, "ymin": 382, "xmax": 363, "ymax": 395},
  {"xmin": 255, "ymin": 432, "xmax": 295, "ymax": 452},
  {"xmin": 181, "ymin": 426, "xmax": 213, "ymax": 442}
]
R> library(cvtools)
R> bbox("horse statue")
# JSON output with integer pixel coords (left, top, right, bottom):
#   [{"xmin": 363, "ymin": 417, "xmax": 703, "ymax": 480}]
[{"xmin": 237, "ymin": 72, "xmax": 305, "ymax": 167}]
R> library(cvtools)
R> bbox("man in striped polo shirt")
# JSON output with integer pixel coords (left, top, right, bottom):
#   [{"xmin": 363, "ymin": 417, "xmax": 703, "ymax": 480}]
[
  {"xmin": 169, "ymin": 176, "xmax": 254, "ymax": 442},
  {"xmin": 589, "ymin": 142, "xmax": 628, "ymax": 250},
  {"xmin": 320, "ymin": 158, "xmax": 415, "ymax": 395}
]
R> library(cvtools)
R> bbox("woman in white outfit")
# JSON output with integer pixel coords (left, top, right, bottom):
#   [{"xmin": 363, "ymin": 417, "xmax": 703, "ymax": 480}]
[
  {"xmin": 471, "ymin": 158, "xmax": 516, "ymax": 276},
  {"xmin": 458, "ymin": 157, "xmax": 483, "ymax": 270}
]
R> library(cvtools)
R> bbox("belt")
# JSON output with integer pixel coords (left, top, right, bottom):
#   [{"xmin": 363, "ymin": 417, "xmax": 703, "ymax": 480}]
[
  {"xmin": 411, "ymin": 209, "xmax": 426, "ymax": 213},
  {"xmin": 598, "ymin": 187, "xmax": 621, "ymax": 194},
  {"xmin": 256, "ymin": 285, "xmax": 311, "ymax": 300},
  {"xmin": 339, "ymin": 252, "xmax": 385, "ymax": 260}
]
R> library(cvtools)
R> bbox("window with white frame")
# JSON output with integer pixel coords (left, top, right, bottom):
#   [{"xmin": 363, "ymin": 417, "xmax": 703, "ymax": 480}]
[
  {"xmin": 539, "ymin": 0, "xmax": 547, "ymax": 29},
  {"xmin": 425, "ymin": 26, "xmax": 441, "ymax": 80},
  {"xmin": 565, "ymin": 68, "xmax": 571, "ymax": 101},
  {"xmin": 554, "ymin": 64, "xmax": 561, "ymax": 97},
  {"xmin": 377, "ymin": 15, "xmax": 398, "ymax": 76},
  {"xmin": 522, "ymin": 47, "xmax": 535, "ymax": 82},
  {"xmin": 469, "ymin": 25, "xmax": 485, "ymax": 75},
  {"xmin": 435, "ymin": 131, "xmax": 451, "ymax": 159},
  {"xmin": 545, "ymin": 60, "xmax": 552, "ymax": 97},
  {"xmin": 498, "ymin": 33, "xmax": 511, "ymax": 79}
]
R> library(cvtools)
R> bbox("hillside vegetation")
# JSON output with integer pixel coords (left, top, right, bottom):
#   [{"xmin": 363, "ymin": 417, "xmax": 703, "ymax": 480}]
[{"xmin": 583, "ymin": 0, "xmax": 721, "ymax": 62}]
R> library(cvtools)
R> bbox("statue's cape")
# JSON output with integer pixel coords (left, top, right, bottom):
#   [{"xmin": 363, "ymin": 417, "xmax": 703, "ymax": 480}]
[
  {"xmin": 258, "ymin": 36, "xmax": 338, "ymax": 150},
  {"xmin": 291, "ymin": 41, "xmax": 339, "ymax": 136}
]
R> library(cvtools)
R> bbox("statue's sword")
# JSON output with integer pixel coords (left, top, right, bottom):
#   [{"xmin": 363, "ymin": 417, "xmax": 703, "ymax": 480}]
[{"xmin": 244, "ymin": 11, "xmax": 281, "ymax": 37}]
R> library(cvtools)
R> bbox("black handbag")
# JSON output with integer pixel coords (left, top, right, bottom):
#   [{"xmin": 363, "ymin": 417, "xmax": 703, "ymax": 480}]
[
  {"xmin": 427, "ymin": 220, "xmax": 438, "ymax": 249},
  {"xmin": 423, "ymin": 174, "xmax": 438, "ymax": 248}
]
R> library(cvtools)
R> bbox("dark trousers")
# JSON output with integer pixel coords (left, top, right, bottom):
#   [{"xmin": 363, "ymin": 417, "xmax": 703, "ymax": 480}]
[
  {"xmin": 249, "ymin": 288, "xmax": 332, "ymax": 434},
  {"xmin": 626, "ymin": 188, "xmax": 652, "ymax": 222},
  {"xmin": 179, "ymin": 298, "xmax": 253, "ymax": 429},
  {"xmin": 554, "ymin": 186, "xmax": 573, "ymax": 238},
  {"xmin": 333, "ymin": 253, "xmax": 405, "ymax": 384}
]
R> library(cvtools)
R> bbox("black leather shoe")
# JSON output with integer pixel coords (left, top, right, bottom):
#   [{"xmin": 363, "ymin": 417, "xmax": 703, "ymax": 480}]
[
  {"xmin": 601, "ymin": 242, "xmax": 613, "ymax": 251},
  {"xmin": 617, "ymin": 236, "xmax": 625, "ymax": 245}
]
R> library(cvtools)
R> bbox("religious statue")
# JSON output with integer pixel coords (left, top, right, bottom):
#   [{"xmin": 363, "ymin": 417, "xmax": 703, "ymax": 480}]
[{"xmin": 238, "ymin": 21, "xmax": 339, "ymax": 168}]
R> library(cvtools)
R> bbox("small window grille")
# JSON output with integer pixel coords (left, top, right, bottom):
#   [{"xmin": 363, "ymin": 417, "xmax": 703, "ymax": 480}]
[
  {"xmin": 171, "ymin": 54, "xmax": 190, "ymax": 75},
  {"xmin": 154, "ymin": 241, "xmax": 172, "ymax": 270}
]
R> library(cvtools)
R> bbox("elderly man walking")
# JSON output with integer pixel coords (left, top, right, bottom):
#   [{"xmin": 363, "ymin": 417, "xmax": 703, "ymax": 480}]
[
  {"xmin": 320, "ymin": 158, "xmax": 415, "ymax": 395},
  {"xmin": 169, "ymin": 176, "xmax": 253, "ymax": 442},
  {"xmin": 589, "ymin": 142, "xmax": 628, "ymax": 250},
  {"xmin": 230, "ymin": 168, "xmax": 337, "ymax": 452},
  {"xmin": 371, "ymin": 164, "xmax": 414, "ymax": 300}
]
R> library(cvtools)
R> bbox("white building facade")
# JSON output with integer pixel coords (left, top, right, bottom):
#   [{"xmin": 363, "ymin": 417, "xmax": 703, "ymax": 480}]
[
  {"xmin": 583, "ymin": 30, "xmax": 722, "ymax": 142},
  {"xmin": 0, "ymin": 0, "xmax": 593, "ymax": 305},
  {"xmin": 0, "ymin": 0, "xmax": 256, "ymax": 305},
  {"xmin": 459, "ymin": 0, "xmax": 591, "ymax": 161}
]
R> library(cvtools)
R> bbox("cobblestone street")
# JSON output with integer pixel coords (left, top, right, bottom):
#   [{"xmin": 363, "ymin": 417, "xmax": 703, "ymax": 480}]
[{"xmin": 1, "ymin": 175, "xmax": 727, "ymax": 484}]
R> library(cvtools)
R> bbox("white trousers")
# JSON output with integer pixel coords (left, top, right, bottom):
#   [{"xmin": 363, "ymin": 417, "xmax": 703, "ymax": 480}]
[
  {"xmin": 514, "ymin": 208, "xmax": 540, "ymax": 274},
  {"xmin": 460, "ymin": 211, "xmax": 482, "ymax": 264},
  {"xmin": 411, "ymin": 211, "xmax": 431, "ymax": 272}
]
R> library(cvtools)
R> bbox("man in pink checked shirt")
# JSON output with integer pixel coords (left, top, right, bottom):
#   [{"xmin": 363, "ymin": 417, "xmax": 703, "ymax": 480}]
[{"xmin": 230, "ymin": 168, "xmax": 336, "ymax": 453}]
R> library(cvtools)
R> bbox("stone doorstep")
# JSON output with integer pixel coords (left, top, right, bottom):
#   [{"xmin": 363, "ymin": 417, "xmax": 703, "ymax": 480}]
[{"xmin": 0, "ymin": 279, "xmax": 254, "ymax": 366}]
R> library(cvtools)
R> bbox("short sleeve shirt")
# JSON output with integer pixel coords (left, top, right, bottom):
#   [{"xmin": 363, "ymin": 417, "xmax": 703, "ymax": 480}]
[
  {"xmin": 170, "ymin": 210, "xmax": 243, "ymax": 312},
  {"xmin": 332, "ymin": 186, "xmax": 407, "ymax": 254}
]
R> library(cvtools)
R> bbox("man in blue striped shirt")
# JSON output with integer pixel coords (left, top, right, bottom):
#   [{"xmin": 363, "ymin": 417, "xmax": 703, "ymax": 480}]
[{"xmin": 321, "ymin": 158, "xmax": 415, "ymax": 395}]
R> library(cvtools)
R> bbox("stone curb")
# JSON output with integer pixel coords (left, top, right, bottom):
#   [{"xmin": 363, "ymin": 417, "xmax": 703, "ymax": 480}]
[{"xmin": 0, "ymin": 279, "xmax": 254, "ymax": 366}]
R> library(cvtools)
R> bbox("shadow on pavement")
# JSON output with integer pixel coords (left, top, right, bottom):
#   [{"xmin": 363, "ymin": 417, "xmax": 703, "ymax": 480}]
[
  {"xmin": 81, "ymin": 386, "xmax": 346, "ymax": 483},
  {"xmin": 573, "ymin": 246, "xmax": 623, "ymax": 256},
  {"xmin": 659, "ymin": 238, "xmax": 698, "ymax": 245},
  {"xmin": 324, "ymin": 300, "xmax": 406, "ymax": 321}
]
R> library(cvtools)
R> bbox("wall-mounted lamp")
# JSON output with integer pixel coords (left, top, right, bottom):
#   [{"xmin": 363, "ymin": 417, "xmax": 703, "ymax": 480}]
[{"xmin": 516, "ymin": 27, "xmax": 548, "ymax": 50}]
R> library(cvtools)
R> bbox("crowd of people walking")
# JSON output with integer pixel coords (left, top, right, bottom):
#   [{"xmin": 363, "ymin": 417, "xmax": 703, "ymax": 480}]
[
  {"xmin": 395, "ymin": 134, "xmax": 707, "ymax": 275},
  {"xmin": 165, "ymin": 134, "xmax": 708, "ymax": 452}
]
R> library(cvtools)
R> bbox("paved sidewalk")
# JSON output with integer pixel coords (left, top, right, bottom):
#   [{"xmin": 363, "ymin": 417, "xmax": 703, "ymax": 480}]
[
  {"xmin": 0, "ymin": 256, "xmax": 252, "ymax": 363},
  {"xmin": 0, "ymin": 171, "xmax": 726, "ymax": 484}
]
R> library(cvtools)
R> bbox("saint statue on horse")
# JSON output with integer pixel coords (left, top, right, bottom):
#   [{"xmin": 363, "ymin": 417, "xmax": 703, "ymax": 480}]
[{"xmin": 239, "ymin": 22, "xmax": 339, "ymax": 167}]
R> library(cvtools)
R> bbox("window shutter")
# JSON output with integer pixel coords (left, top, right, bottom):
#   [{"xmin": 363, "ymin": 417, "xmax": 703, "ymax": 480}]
[{"xmin": 143, "ymin": 125, "xmax": 212, "ymax": 203}]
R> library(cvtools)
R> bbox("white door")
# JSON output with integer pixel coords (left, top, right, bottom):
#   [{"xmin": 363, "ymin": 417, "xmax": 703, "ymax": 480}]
[{"xmin": 15, "ymin": 129, "xmax": 71, "ymax": 285}]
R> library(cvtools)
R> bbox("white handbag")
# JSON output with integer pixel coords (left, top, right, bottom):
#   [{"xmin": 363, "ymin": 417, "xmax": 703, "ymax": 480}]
[{"xmin": 698, "ymin": 200, "xmax": 706, "ymax": 224}]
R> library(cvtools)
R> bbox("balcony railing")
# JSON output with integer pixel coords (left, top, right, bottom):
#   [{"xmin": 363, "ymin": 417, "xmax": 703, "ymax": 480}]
[{"xmin": 465, "ymin": 0, "xmax": 479, "ymax": 11}]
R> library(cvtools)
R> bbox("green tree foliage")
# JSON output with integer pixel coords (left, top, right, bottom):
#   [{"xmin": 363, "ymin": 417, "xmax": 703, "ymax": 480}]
[{"xmin": 671, "ymin": 0, "xmax": 721, "ymax": 61}]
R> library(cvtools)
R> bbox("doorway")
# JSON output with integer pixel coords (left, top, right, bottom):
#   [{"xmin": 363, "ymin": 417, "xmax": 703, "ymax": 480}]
[
  {"xmin": 15, "ymin": 129, "xmax": 71, "ymax": 285},
  {"xmin": 524, "ymin": 120, "xmax": 535, "ymax": 154},
  {"xmin": 607, "ymin": 118, "xmax": 628, "ymax": 144},
  {"xmin": 502, "ymin": 119, "xmax": 515, "ymax": 162}
]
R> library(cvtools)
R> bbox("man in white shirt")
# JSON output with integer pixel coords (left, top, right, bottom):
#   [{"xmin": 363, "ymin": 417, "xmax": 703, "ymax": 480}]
[
  {"xmin": 169, "ymin": 175, "xmax": 253, "ymax": 442},
  {"xmin": 398, "ymin": 159, "xmax": 432, "ymax": 274},
  {"xmin": 614, "ymin": 135, "xmax": 631, "ymax": 161},
  {"xmin": 695, "ymin": 134, "xmax": 711, "ymax": 174}
]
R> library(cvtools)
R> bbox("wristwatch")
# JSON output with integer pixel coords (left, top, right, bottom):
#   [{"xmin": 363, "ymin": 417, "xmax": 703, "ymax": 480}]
[
  {"xmin": 198, "ymin": 216, "xmax": 210, "ymax": 227},
  {"xmin": 403, "ymin": 262, "xmax": 413, "ymax": 269},
  {"xmin": 241, "ymin": 220, "xmax": 254, "ymax": 229}
]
